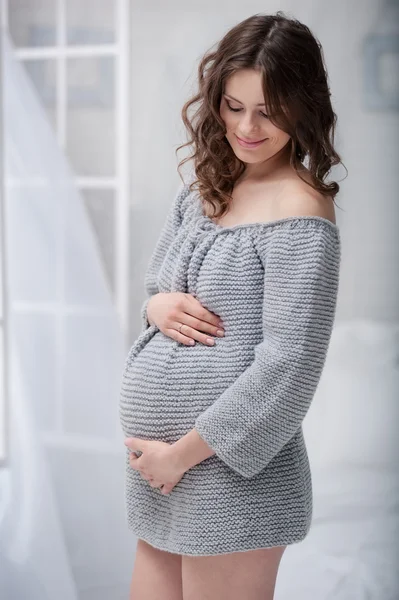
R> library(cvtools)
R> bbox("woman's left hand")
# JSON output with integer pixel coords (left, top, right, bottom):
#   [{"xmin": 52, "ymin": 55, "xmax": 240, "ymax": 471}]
[{"xmin": 124, "ymin": 437, "xmax": 187, "ymax": 495}]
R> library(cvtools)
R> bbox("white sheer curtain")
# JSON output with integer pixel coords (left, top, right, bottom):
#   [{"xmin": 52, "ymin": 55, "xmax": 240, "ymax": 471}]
[{"xmin": 0, "ymin": 33, "xmax": 133, "ymax": 600}]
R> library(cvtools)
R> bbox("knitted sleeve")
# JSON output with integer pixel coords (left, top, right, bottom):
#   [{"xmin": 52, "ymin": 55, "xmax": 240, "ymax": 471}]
[
  {"xmin": 194, "ymin": 219, "xmax": 341, "ymax": 479},
  {"xmin": 139, "ymin": 180, "xmax": 191, "ymax": 332}
]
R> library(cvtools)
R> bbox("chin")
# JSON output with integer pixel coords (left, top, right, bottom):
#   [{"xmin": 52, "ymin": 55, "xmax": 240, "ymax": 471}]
[{"xmin": 234, "ymin": 148, "xmax": 267, "ymax": 162}]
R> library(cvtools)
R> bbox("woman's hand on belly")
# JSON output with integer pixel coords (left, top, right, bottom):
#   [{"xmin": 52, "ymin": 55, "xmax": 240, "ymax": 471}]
[
  {"xmin": 124, "ymin": 437, "xmax": 188, "ymax": 495},
  {"xmin": 147, "ymin": 292, "xmax": 225, "ymax": 347}
]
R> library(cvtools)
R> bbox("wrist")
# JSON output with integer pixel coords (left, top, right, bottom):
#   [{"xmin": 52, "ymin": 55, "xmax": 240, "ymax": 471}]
[{"xmin": 169, "ymin": 427, "xmax": 216, "ymax": 473}]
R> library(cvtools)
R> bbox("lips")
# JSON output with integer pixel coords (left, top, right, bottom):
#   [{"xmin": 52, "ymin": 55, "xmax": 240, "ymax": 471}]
[
  {"xmin": 237, "ymin": 135, "xmax": 266, "ymax": 143},
  {"xmin": 235, "ymin": 134, "xmax": 267, "ymax": 148}
]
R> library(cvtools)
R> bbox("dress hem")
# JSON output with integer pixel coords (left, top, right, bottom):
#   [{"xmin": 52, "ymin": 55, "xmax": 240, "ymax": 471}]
[{"xmin": 127, "ymin": 521, "xmax": 312, "ymax": 557}]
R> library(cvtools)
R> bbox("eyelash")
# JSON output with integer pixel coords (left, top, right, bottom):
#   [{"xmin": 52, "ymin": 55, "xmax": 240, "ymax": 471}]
[{"xmin": 226, "ymin": 101, "xmax": 269, "ymax": 119}]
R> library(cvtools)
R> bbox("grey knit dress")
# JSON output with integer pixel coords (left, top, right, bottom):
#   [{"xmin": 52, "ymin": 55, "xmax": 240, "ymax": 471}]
[{"xmin": 119, "ymin": 178, "xmax": 341, "ymax": 556}]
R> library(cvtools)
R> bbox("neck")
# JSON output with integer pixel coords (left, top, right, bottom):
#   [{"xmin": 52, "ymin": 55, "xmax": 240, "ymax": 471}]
[{"xmin": 239, "ymin": 139, "xmax": 293, "ymax": 182}]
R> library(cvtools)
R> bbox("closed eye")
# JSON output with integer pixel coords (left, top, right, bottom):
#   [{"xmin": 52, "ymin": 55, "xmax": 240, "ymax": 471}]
[{"xmin": 226, "ymin": 101, "xmax": 268, "ymax": 119}]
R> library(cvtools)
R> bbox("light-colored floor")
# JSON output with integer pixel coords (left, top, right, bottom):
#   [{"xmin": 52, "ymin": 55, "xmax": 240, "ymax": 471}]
[{"xmin": 129, "ymin": 538, "xmax": 287, "ymax": 600}]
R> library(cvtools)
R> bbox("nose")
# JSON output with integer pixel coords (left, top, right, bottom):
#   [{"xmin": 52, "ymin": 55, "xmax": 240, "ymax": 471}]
[{"xmin": 238, "ymin": 112, "xmax": 261, "ymax": 134}]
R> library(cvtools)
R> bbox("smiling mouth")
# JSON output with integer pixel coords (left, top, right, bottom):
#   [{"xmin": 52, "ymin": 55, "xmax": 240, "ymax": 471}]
[
  {"xmin": 235, "ymin": 135, "xmax": 268, "ymax": 147},
  {"xmin": 236, "ymin": 135, "xmax": 266, "ymax": 143}
]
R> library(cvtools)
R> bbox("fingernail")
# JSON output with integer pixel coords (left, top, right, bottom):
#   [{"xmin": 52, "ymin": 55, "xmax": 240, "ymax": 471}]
[
  {"xmin": 216, "ymin": 329, "xmax": 224, "ymax": 337},
  {"xmin": 206, "ymin": 338, "xmax": 215, "ymax": 345}
]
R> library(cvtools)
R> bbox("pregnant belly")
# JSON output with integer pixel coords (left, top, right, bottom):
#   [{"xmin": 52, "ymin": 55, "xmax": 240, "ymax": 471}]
[{"xmin": 119, "ymin": 330, "xmax": 249, "ymax": 442}]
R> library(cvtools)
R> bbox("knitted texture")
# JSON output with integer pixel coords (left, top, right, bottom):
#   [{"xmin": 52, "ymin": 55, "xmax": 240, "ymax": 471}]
[{"xmin": 119, "ymin": 180, "xmax": 341, "ymax": 556}]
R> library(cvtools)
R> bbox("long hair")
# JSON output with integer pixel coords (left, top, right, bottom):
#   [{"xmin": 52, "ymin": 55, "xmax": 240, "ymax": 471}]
[{"xmin": 176, "ymin": 11, "xmax": 346, "ymax": 219}]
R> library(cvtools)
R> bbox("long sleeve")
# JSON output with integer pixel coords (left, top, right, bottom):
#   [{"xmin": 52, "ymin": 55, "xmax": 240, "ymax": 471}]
[
  {"xmin": 194, "ymin": 219, "xmax": 341, "ymax": 479},
  {"xmin": 139, "ymin": 180, "xmax": 191, "ymax": 332}
]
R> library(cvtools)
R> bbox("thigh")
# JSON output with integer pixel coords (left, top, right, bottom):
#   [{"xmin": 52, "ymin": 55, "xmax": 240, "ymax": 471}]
[
  {"xmin": 182, "ymin": 545, "xmax": 287, "ymax": 600},
  {"xmin": 129, "ymin": 538, "xmax": 183, "ymax": 600}
]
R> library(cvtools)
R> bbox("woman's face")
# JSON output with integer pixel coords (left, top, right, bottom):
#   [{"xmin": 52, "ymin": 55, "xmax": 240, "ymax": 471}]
[{"xmin": 219, "ymin": 69, "xmax": 291, "ymax": 169}]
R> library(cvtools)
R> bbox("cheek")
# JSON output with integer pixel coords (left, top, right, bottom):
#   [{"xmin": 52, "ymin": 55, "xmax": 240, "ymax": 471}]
[
  {"xmin": 220, "ymin": 108, "xmax": 235, "ymax": 130},
  {"xmin": 267, "ymin": 136, "xmax": 279, "ymax": 147},
  {"xmin": 268, "ymin": 130, "xmax": 290, "ymax": 148}
]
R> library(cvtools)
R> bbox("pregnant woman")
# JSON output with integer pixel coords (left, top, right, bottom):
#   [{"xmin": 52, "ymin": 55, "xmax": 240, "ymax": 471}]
[{"xmin": 119, "ymin": 11, "xmax": 343, "ymax": 600}]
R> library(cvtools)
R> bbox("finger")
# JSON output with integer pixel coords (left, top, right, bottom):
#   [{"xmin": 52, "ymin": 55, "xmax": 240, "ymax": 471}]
[
  {"xmin": 137, "ymin": 465, "xmax": 151, "ymax": 479},
  {"xmin": 168, "ymin": 322, "xmax": 223, "ymax": 347},
  {"xmin": 175, "ymin": 312, "xmax": 224, "ymax": 336},
  {"xmin": 148, "ymin": 479, "xmax": 163, "ymax": 489},
  {"xmin": 128, "ymin": 448, "xmax": 142, "ymax": 460},
  {"xmin": 129, "ymin": 454, "xmax": 138, "ymax": 468},
  {"xmin": 125, "ymin": 438, "xmax": 145, "ymax": 454},
  {"xmin": 129, "ymin": 453, "xmax": 144, "ymax": 471},
  {"xmin": 164, "ymin": 325, "xmax": 198, "ymax": 346},
  {"xmin": 184, "ymin": 296, "xmax": 224, "ymax": 328}
]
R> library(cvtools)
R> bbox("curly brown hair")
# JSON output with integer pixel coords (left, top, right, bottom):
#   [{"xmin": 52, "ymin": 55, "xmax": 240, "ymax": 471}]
[{"xmin": 176, "ymin": 11, "xmax": 346, "ymax": 219}]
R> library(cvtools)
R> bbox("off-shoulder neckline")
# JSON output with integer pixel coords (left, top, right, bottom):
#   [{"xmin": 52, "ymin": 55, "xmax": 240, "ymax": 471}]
[
  {"xmin": 203, "ymin": 213, "xmax": 339, "ymax": 232},
  {"xmin": 197, "ymin": 203, "xmax": 339, "ymax": 234}
]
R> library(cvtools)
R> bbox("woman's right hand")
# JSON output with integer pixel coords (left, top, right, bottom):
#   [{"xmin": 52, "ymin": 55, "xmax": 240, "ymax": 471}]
[{"xmin": 146, "ymin": 292, "xmax": 225, "ymax": 346}]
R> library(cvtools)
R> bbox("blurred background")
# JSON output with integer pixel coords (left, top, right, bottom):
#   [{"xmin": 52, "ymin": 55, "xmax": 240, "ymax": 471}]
[{"xmin": 0, "ymin": 1, "xmax": 398, "ymax": 599}]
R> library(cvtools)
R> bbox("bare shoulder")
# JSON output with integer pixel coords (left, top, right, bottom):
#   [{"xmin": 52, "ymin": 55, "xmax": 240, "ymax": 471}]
[{"xmin": 275, "ymin": 179, "xmax": 337, "ymax": 225}]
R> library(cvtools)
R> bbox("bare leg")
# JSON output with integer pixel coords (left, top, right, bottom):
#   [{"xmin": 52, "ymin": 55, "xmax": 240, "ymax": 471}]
[
  {"xmin": 182, "ymin": 545, "xmax": 287, "ymax": 600},
  {"xmin": 129, "ymin": 538, "xmax": 183, "ymax": 600}
]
